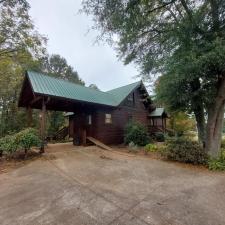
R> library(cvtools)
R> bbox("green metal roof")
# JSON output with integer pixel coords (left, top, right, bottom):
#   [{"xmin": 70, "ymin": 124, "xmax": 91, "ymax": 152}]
[
  {"xmin": 27, "ymin": 71, "xmax": 142, "ymax": 107},
  {"xmin": 106, "ymin": 81, "xmax": 142, "ymax": 105},
  {"xmin": 149, "ymin": 108, "xmax": 165, "ymax": 117}
]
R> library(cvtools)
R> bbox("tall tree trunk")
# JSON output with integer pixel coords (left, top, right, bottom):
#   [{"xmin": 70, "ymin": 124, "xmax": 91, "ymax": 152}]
[
  {"xmin": 205, "ymin": 77, "xmax": 225, "ymax": 157},
  {"xmin": 194, "ymin": 107, "xmax": 206, "ymax": 144},
  {"xmin": 190, "ymin": 79, "xmax": 206, "ymax": 144}
]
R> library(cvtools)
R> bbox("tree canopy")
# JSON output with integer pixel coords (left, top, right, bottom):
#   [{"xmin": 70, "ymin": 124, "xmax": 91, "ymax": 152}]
[
  {"xmin": 0, "ymin": 0, "xmax": 84, "ymax": 138},
  {"xmin": 83, "ymin": 0, "xmax": 225, "ymax": 157},
  {"xmin": 0, "ymin": 0, "xmax": 46, "ymax": 60},
  {"xmin": 40, "ymin": 54, "xmax": 84, "ymax": 85}
]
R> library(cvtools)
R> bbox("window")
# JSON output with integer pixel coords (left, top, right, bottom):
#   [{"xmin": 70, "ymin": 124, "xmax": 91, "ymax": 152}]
[
  {"xmin": 128, "ymin": 114, "xmax": 133, "ymax": 122},
  {"xmin": 127, "ymin": 95, "xmax": 133, "ymax": 102},
  {"xmin": 125, "ymin": 93, "xmax": 135, "ymax": 107},
  {"xmin": 87, "ymin": 115, "xmax": 92, "ymax": 125},
  {"xmin": 105, "ymin": 114, "xmax": 112, "ymax": 124}
]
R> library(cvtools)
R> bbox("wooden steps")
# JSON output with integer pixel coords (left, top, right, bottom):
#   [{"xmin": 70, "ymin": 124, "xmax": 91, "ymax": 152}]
[
  {"xmin": 86, "ymin": 137, "xmax": 113, "ymax": 151},
  {"xmin": 47, "ymin": 126, "xmax": 69, "ymax": 141}
]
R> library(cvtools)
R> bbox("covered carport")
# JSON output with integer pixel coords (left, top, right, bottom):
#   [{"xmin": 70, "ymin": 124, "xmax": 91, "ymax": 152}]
[{"xmin": 18, "ymin": 70, "xmax": 115, "ymax": 152}]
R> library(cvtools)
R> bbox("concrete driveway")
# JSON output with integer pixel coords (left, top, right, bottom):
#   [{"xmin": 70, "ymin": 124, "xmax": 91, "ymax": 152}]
[{"xmin": 0, "ymin": 143, "xmax": 225, "ymax": 225}]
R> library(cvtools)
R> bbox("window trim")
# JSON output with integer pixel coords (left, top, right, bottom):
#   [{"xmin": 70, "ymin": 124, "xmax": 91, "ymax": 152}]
[
  {"xmin": 126, "ymin": 92, "xmax": 135, "ymax": 107},
  {"xmin": 105, "ymin": 113, "xmax": 112, "ymax": 124},
  {"xmin": 87, "ymin": 115, "xmax": 92, "ymax": 125}
]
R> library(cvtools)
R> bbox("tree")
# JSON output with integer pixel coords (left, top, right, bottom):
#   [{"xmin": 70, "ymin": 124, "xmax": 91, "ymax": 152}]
[
  {"xmin": 168, "ymin": 112, "xmax": 196, "ymax": 137},
  {"xmin": 39, "ymin": 54, "xmax": 85, "ymax": 136},
  {"xmin": 0, "ymin": 0, "xmax": 46, "ymax": 137},
  {"xmin": 0, "ymin": 0, "xmax": 46, "ymax": 60},
  {"xmin": 155, "ymin": 73, "xmax": 206, "ymax": 143},
  {"xmin": 0, "ymin": 53, "xmax": 43, "ymax": 137},
  {"xmin": 83, "ymin": 0, "xmax": 225, "ymax": 157},
  {"xmin": 41, "ymin": 54, "xmax": 84, "ymax": 85},
  {"xmin": 89, "ymin": 84, "xmax": 100, "ymax": 90}
]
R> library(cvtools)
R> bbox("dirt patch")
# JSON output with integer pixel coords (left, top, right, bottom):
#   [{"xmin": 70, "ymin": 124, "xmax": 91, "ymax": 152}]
[
  {"xmin": 100, "ymin": 155, "xmax": 112, "ymax": 160},
  {"xmin": 0, "ymin": 150, "xmax": 42, "ymax": 174}
]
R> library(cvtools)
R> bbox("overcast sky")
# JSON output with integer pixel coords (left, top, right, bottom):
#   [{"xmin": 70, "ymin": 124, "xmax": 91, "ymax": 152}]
[{"xmin": 28, "ymin": 0, "xmax": 140, "ymax": 91}]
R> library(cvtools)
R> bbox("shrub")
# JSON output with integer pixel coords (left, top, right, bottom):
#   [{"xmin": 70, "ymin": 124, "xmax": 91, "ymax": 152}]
[
  {"xmin": 221, "ymin": 138, "xmax": 225, "ymax": 149},
  {"xmin": 16, "ymin": 128, "xmax": 40, "ymax": 154},
  {"xmin": 144, "ymin": 143, "xmax": 158, "ymax": 153},
  {"xmin": 0, "ymin": 135, "xmax": 18, "ymax": 155},
  {"xmin": 208, "ymin": 150, "xmax": 225, "ymax": 171},
  {"xmin": 154, "ymin": 132, "xmax": 165, "ymax": 142},
  {"xmin": 128, "ymin": 141, "xmax": 138, "ymax": 153},
  {"xmin": 162, "ymin": 137, "xmax": 208, "ymax": 165},
  {"xmin": 124, "ymin": 122, "xmax": 150, "ymax": 146}
]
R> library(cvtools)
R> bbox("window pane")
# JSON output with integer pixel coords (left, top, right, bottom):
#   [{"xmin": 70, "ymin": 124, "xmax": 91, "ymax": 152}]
[
  {"xmin": 88, "ymin": 115, "xmax": 92, "ymax": 125},
  {"xmin": 105, "ymin": 114, "xmax": 112, "ymax": 123}
]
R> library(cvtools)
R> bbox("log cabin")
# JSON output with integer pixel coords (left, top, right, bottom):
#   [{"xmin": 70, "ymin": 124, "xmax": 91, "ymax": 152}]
[{"xmin": 18, "ymin": 71, "xmax": 167, "ymax": 150}]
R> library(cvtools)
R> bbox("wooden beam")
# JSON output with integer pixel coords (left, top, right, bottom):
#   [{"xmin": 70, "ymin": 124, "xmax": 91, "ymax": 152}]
[
  {"xmin": 40, "ymin": 98, "xmax": 46, "ymax": 153},
  {"xmin": 30, "ymin": 96, "xmax": 42, "ymax": 106},
  {"xmin": 27, "ymin": 106, "xmax": 33, "ymax": 127}
]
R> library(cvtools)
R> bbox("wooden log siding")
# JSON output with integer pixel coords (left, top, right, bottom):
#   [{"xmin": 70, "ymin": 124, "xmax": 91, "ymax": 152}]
[
  {"xmin": 72, "ymin": 88, "xmax": 149, "ymax": 145},
  {"xmin": 18, "ymin": 71, "xmax": 167, "ymax": 146},
  {"xmin": 40, "ymin": 98, "xmax": 46, "ymax": 153}
]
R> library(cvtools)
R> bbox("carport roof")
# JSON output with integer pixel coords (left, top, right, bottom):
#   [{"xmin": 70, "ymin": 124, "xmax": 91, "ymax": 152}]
[{"xmin": 22, "ymin": 70, "xmax": 142, "ymax": 107}]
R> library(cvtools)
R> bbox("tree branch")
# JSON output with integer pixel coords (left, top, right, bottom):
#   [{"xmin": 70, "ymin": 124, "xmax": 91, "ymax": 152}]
[{"xmin": 146, "ymin": 0, "xmax": 178, "ymax": 14}]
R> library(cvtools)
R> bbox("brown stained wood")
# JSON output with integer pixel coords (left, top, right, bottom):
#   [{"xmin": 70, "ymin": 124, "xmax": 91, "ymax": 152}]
[
  {"xmin": 40, "ymin": 98, "xmax": 46, "ymax": 153},
  {"xmin": 82, "ymin": 129, "xmax": 87, "ymax": 146},
  {"xmin": 70, "ymin": 88, "xmax": 150, "ymax": 145},
  {"xmin": 20, "ymin": 73, "xmax": 166, "ymax": 146},
  {"xmin": 27, "ymin": 106, "xmax": 33, "ymax": 127},
  {"xmin": 30, "ymin": 96, "xmax": 42, "ymax": 105},
  {"xmin": 87, "ymin": 137, "xmax": 113, "ymax": 151}
]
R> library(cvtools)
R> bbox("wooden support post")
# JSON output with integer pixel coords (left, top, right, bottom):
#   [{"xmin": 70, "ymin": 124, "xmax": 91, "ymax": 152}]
[
  {"xmin": 40, "ymin": 98, "xmax": 46, "ymax": 153},
  {"xmin": 27, "ymin": 106, "xmax": 33, "ymax": 127},
  {"xmin": 82, "ymin": 129, "xmax": 87, "ymax": 146}
]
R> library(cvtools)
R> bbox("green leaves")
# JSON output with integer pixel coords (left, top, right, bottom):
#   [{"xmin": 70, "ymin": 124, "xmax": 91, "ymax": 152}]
[
  {"xmin": 0, "ymin": 134, "xmax": 18, "ymax": 154},
  {"xmin": 208, "ymin": 150, "xmax": 225, "ymax": 171},
  {"xmin": 124, "ymin": 121, "xmax": 150, "ymax": 146},
  {"xmin": 0, "ymin": 128, "xmax": 40, "ymax": 155},
  {"xmin": 41, "ymin": 54, "xmax": 84, "ymax": 85},
  {"xmin": 0, "ymin": 0, "xmax": 46, "ymax": 60},
  {"xmin": 16, "ymin": 128, "xmax": 40, "ymax": 151},
  {"xmin": 162, "ymin": 137, "xmax": 208, "ymax": 165}
]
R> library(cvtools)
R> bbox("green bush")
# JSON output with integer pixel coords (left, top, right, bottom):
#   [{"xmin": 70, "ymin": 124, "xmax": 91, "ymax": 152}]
[
  {"xmin": 0, "ymin": 128, "xmax": 40, "ymax": 156},
  {"xmin": 16, "ymin": 128, "xmax": 40, "ymax": 153},
  {"xmin": 128, "ymin": 141, "xmax": 138, "ymax": 153},
  {"xmin": 162, "ymin": 137, "xmax": 208, "ymax": 165},
  {"xmin": 0, "ymin": 135, "xmax": 18, "ymax": 155},
  {"xmin": 221, "ymin": 138, "xmax": 225, "ymax": 148},
  {"xmin": 144, "ymin": 143, "xmax": 158, "ymax": 153},
  {"xmin": 124, "ymin": 122, "xmax": 150, "ymax": 146},
  {"xmin": 154, "ymin": 132, "xmax": 165, "ymax": 142},
  {"xmin": 208, "ymin": 150, "xmax": 225, "ymax": 171}
]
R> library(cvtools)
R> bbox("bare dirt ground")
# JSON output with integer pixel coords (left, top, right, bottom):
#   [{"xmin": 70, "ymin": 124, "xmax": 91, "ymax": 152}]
[{"xmin": 0, "ymin": 143, "xmax": 225, "ymax": 225}]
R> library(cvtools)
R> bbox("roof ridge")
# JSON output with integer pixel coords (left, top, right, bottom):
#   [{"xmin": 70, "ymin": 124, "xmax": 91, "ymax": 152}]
[
  {"xmin": 106, "ymin": 80, "xmax": 142, "ymax": 93},
  {"xmin": 27, "ymin": 70, "xmax": 112, "ymax": 95},
  {"xmin": 27, "ymin": 70, "xmax": 141, "ymax": 95},
  {"xmin": 26, "ymin": 70, "xmax": 144, "ymax": 107}
]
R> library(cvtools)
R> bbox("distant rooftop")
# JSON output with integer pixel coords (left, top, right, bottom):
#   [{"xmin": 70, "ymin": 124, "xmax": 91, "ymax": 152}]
[{"xmin": 149, "ymin": 108, "xmax": 166, "ymax": 117}]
